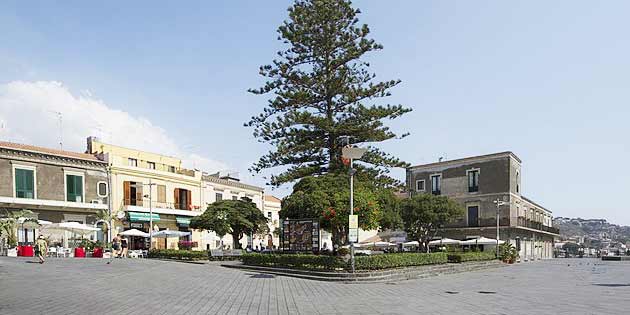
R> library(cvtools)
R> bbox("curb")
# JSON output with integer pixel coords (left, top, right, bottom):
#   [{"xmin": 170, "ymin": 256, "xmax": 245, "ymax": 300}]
[{"xmin": 222, "ymin": 261, "xmax": 505, "ymax": 283}]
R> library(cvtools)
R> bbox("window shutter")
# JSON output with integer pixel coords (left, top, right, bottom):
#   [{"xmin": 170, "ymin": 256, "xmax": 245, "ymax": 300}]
[
  {"xmin": 157, "ymin": 185, "xmax": 166, "ymax": 203},
  {"xmin": 123, "ymin": 181, "xmax": 130, "ymax": 205},
  {"xmin": 174, "ymin": 188, "xmax": 180, "ymax": 209},
  {"xmin": 186, "ymin": 190, "xmax": 192, "ymax": 210},
  {"xmin": 136, "ymin": 185, "xmax": 143, "ymax": 207}
]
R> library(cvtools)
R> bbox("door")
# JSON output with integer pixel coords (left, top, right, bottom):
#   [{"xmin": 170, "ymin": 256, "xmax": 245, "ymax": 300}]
[{"xmin": 467, "ymin": 206, "xmax": 479, "ymax": 227}]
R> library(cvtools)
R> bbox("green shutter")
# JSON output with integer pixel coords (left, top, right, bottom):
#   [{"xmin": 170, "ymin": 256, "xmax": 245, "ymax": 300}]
[
  {"xmin": 66, "ymin": 175, "xmax": 83, "ymax": 202},
  {"xmin": 15, "ymin": 169, "xmax": 34, "ymax": 199}
]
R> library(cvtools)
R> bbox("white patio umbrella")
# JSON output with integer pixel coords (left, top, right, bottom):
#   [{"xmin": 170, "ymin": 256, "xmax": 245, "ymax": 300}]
[
  {"xmin": 40, "ymin": 222, "xmax": 100, "ymax": 248},
  {"xmin": 461, "ymin": 237, "xmax": 505, "ymax": 245},
  {"xmin": 120, "ymin": 229, "xmax": 150, "ymax": 238},
  {"xmin": 402, "ymin": 241, "xmax": 420, "ymax": 246},
  {"xmin": 354, "ymin": 242, "xmax": 374, "ymax": 248},
  {"xmin": 429, "ymin": 238, "xmax": 461, "ymax": 246},
  {"xmin": 151, "ymin": 230, "xmax": 191, "ymax": 249},
  {"xmin": 374, "ymin": 241, "xmax": 396, "ymax": 247}
]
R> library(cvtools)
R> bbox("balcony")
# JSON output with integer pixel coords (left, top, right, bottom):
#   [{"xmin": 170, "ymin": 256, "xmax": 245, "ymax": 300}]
[
  {"xmin": 121, "ymin": 200, "xmax": 203, "ymax": 217},
  {"xmin": 517, "ymin": 217, "xmax": 560, "ymax": 234},
  {"xmin": 123, "ymin": 199, "xmax": 200, "ymax": 211}
]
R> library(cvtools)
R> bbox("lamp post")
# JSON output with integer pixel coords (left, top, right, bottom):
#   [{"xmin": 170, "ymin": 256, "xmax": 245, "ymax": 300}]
[
  {"xmin": 342, "ymin": 143, "xmax": 367, "ymax": 273},
  {"xmin": 493, "ymin": 198, "xmax": 506, "ymax": 257}
]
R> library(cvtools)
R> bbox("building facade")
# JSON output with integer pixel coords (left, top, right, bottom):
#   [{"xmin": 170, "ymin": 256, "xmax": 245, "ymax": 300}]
[
  {"xmin": 0, "ymin": 141, "xmax": 109, "ymax": 245},
  {"xmin": 407, "ymin": 152, "xmax": 559, "ymax": 261},
  {"xmin": 87, "ymin": 137, "xmax": 204, "ymax": 250}
]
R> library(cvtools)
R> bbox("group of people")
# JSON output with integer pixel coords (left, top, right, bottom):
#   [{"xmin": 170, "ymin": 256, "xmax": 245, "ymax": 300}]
[{"xmin": 107, "ymin": 234, "xmax": 128, "ymax": 263}]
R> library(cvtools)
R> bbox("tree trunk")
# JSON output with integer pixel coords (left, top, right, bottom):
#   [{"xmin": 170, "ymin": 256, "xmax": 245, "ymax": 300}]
[{"xmin": 231, "ymin": 232, "xmax": 242, "ymax": 249}]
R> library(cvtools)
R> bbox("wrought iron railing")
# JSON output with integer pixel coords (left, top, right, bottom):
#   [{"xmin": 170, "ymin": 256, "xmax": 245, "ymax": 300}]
[{"xmin": 517, "ymin": 217, "xmax": 559, "ymax": 234}]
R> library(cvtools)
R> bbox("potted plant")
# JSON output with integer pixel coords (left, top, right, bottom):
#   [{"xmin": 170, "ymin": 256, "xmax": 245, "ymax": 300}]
[{"xmin": 498, "ymin": 243, "xmax": 519, "ymax": 263}]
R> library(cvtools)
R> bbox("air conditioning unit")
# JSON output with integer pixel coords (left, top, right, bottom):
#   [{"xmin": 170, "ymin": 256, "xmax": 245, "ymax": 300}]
[{"xmin": 91, "ymin": 200, "xmax": 102, "ymax": 204}]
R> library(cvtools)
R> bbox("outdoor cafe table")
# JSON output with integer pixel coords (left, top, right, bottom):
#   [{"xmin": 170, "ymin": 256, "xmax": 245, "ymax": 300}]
[{"xmin": 74, "ymin": 247, "xmax": 86, "ymax": 258}]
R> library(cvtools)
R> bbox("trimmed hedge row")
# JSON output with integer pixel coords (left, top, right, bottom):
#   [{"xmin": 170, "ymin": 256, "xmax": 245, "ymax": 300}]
[
  {"xmin": 241, "ymin": 253, "xmax": 346, "ymax": 270},
  {"xmin": 354, "ymin": 252, "xmax": 448, "ymax": 270},
  {"xmin": 447, "ymin": 251, "xmax": 496, "ymax": 263},
  {"xmin": 148, "ymin": 249, "xmax": 208, "ymax": 261}
]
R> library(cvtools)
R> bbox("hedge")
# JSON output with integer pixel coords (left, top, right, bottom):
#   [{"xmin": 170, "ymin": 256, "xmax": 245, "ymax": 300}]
[
  {"xmin": 447, "ymin": 251, "xmax": 496, "ymax": 263},
  {"xmin": 242, "ymin": 254, "xmax": 346, "ymax": 270},
  {"xmin": 354, "ymin": 252, "xmax": 448, "ymax": 270},
  {"xmin": 148, "ymin": 249, "xmax": 208, "ymax": 261}
]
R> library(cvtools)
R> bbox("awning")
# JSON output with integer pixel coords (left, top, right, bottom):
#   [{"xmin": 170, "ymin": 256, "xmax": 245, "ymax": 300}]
[
  {"xmin": 176, "ymin": 217, "xmax": 191, "ymax": 227},
  {"xmin": 128, "ymin": 212, "xmax": 160, "ymax": 222}
]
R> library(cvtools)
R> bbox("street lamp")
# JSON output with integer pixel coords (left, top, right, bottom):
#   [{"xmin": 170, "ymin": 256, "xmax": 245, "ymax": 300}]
[
  {"xmin": 493, "ymin": 198, "xmax": 507, "ymax": 257},
  {"xmin": 130, "ymin": 180, "xmax": 156, "ymax": 250},
  {"xmin": 342, "ymin": 143, "xmax": 367, "ymax": 273}
]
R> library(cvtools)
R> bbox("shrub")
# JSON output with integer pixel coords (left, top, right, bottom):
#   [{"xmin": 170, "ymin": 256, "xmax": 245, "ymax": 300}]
[
  {"xmin": 447, "ymin": 251, "xmax": 496, "ymax": 263},
  {"xmin": 498, "ymin": 243, "xmax": 518, "ymax": 263},
  {"xmin": 178, "ymin": 241, "xmax": 198, "ymax": 250},
  {"xmin": 242, "ymin": 253, "xmax": 346, "ymax": 270},
  {"xmin": 354, "ymin": 252, "xmax": 448, "ymax": 270},
  {"xmin": 337, "ymin": 248, "xmax": 349, "ymax": 256},
  {"xmin": 148, "ymin": 249, "xmax": 208, "ymax": 261}
]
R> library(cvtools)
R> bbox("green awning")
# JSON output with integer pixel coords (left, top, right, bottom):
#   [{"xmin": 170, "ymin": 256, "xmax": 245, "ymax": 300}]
[
  {"xmin": 176, "ymin": 217, "xmax": 191, "ymax": 226},
  {"xmin": 128, "ymin": 212, "xmax": 160, "ymax": 222}
]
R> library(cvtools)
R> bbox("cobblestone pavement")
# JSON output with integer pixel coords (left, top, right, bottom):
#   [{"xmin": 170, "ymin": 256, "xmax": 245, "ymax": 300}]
[{"xmin": 1, "ymin": 257, "xmax": 628, "ymax": 315}]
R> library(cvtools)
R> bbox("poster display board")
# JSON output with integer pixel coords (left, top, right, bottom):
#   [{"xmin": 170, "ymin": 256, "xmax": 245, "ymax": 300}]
[{"xmin": 281, "ymin": 219, "xmax": 320, "ymax": 253}]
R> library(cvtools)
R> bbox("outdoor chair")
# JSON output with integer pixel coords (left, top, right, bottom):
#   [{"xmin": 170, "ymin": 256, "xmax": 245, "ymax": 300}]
[
  {"xmin": 56, "ymin": 247, "xmax": 67, "ymax": 258},
  {"xmin": 47, "ymin": 247, "xmax": 57, "ymax": 257}
]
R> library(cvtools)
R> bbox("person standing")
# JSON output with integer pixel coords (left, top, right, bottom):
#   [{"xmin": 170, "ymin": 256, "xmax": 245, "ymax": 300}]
[
  {"xmin": 120, "ymin": 236, "xmax": 129, "ymax": 258},
  {"xmin": 107, "ymin": 234, "xmax": 121, "ymax": 264},
  {"xmin": 34, "ymin": 235, "xmax": 48, "ymax": 264}
]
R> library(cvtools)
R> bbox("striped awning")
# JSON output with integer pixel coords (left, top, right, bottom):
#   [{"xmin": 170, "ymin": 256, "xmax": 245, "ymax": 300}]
[
  {"xmin": 176, "ymin": 217, "xmax": 191, "ymax": 227},
  {"xmin": 128, "ymin": 212, "xmax": 160, "ymax": 222}
]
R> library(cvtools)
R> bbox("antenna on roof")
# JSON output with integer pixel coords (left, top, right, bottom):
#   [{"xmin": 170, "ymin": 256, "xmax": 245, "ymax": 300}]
[{"xmin": 50, "ymin": 111, "xmax": 63, "ymax": 150}]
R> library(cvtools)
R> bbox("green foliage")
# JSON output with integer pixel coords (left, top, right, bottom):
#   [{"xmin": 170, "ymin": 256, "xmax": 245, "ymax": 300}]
[
  {"xmin": 498, "ymin": 243, "xmax": 518, "ymax": 262},
  {"xmin": 281, "ymin": 174, "xmax": 385, "ymax": 246},
  {"xmin": 0, "ymin": 209, "xmax": 36, "ymax": 247},
  {"xmin": 190, "ymin": 200, "xmax": 269, "ymax": 249},
  {"xmin": 354, "ymin": 252, "xmax": 448, "ymax": 270},
  {"xmin": 401, "ymin": 194, "xmax": 464, "ymax": 252},
  {"xmin": 447, "ymin": 252, "xmax": 496, "ymax": 263},
  {"xmin": 246, "ymin": 0, "xmax": 411, "ymax": 187},
  {"xmin": 242, "ymin": 253, "xmax": 346, "ymax": 270},
  {"xmin": 148, "ymin": 249, "xmax": 208, "ymax": 261},
  {"xmin": 336, "ymin": 248, "xmax": 350, "ymax": 256}
]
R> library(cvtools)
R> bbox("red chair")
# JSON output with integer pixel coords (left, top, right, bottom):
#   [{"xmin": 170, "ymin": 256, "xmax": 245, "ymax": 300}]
[{"xmin": 74, "ymin": 247, "xmax": 86, "ymax": 258}]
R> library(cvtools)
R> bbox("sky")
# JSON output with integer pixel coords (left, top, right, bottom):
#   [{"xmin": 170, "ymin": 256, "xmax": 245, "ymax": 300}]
[{"xmin": 1, "ymin": 1, "xmax": 629, "ymax": 225}]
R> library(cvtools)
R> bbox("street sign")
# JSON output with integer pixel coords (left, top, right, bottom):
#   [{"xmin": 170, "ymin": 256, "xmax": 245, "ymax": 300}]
[
  {"xmin": 349, "ymin": 215, "xmax": 358, "ymax": 229},
  {"xmin": 349, "ymin": 228, "xmax": 358, "ymax": 243}
]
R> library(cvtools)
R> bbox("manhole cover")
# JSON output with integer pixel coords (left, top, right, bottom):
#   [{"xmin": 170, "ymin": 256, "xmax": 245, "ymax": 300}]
[{"xmin": 478, "ymin": 291, "xmax": 496, "ymax": 294}]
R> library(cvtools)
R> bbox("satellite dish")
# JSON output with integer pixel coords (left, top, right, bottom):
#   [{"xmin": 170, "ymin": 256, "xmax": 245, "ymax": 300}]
[{"xmin": 116, "ymin": 212, "xmax": 126, "ymax": 220}]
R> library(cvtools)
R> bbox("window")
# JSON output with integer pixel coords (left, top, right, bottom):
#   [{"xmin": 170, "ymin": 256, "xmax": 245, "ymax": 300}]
[
  {"xmin": 147, "ymin": 162, "xmax": 156, "ymax": 170},
  {"xmin": 168, "ymin": 166, "xmax": 176, "ymax": 173},
  {"xmin": 123, "ymin": 181, "xmax": 142, "ymax": 206},
  {"xmin": 415, "ymin": 180, "xmax": 425, "ymax": 192},
  {"xmin": 430, "ymin": 174, "xmax": 441, "ymax": 195},
  {"xmin": 467, "ymin": 169, "xmax": 479, "ymax": 193},
  {"xmin": 215, "ymin": 193, "xmax": 223, "ymax": 201},
  {"xmin": 97, "ymin": 181, "xmax": 108, "ymax": 197},
  {"xmin": 515, "ymin": 238, "xmax": 521, "ymax": 251},
  {"xmin": 232, "ymin": 195, "xmax": 238, "ymax": 201},
  {"xmin": 15, "ymin": 168, "xmax": 35, "ymax": 199},
  {"xmin": 467, "ymin": 206, "xmax": 479, "ymax": 227},
  {"xmin": 516, "ymin": 172, "xmax": 520, "ymax": 193},
  {"xmin": 267, "ymin": 212, "xmax": 272, "ymax": 219},
  {"xmin": 128, "ymin": 158, "xmax": 138, "ymax": 167},
  {"xmin": 157, "ymin": 185, "xmax": 166, "ymax": 203},
  {"xmin": 66, "ymin": 174, "xmax": 84, "ymax": 202},
  {"xmin": 174, "ymin": 188, "xmax": 191, "ymax": 210}
]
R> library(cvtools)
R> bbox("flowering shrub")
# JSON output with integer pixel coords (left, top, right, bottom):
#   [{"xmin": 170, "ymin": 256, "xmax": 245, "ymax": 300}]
[{"xmin": 178, "ymin": 241, "xmax": 198, "ymax": 250}]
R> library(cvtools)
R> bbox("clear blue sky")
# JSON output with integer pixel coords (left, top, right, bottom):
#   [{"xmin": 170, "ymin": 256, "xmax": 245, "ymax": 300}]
[{"xmin": 1, "ymin": 1, "xmax": 629, "ymax": 225}]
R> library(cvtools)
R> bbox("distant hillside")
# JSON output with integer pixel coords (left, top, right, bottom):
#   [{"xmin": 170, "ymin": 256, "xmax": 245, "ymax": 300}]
[{"xmin": 554, "ymin": 217, "xmax": 630, "ymax": 244}]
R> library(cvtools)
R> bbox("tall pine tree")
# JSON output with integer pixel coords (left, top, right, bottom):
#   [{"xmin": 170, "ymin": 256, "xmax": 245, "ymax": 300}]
[{"xmin": 247, "ymin": 0, "xmax": 411, "ymax": 187}]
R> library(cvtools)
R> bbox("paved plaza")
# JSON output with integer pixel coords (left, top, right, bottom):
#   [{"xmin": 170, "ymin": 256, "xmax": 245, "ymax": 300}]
[{"xmin": 0, "ymin": 257, "xmax": 628, "ymax": 315}]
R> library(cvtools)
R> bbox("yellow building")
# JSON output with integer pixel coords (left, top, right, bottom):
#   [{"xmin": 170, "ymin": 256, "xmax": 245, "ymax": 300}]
[{"xmin": 86, "ymin": 137, "xmax": 203, "ymax": 250}]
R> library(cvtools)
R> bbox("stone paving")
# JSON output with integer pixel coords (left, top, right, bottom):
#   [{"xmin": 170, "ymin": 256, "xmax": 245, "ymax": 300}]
[{"xmin": 0, "ymin": 257, "xmax": 628, "ymax": 314}]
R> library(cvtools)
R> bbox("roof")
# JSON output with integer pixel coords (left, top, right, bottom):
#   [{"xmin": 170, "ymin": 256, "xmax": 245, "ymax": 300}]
[
  {"xmin": 264, "ymin": 195, "xmax": 282, "ymax": 203},
  {"xmin": 0, "ymin": 141, "xmax": 104, "ymax": 163},
  {"xmin": 521, "ymin": 196, "xmax": 552, "ymax": 213},
  {"xmin": 408, "ymin": 151, "xmax": 521, "ymax": 170}
]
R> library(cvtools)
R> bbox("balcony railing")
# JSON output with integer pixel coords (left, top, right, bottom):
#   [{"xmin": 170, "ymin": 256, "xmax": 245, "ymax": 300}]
[
  {"xmin": 122, "ymin": 199, "xmax": 201, "ymax": 211},
  {"xmin": 517, "ymin": 217, "xmax": 559, "ymax": 234}
]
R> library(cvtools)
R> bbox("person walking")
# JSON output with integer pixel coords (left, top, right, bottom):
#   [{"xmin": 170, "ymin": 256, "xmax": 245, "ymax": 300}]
[
  {"xmin": 34, "ymin": 235, "xmax": 48, "ymax": 264},
  {"xmin": 107, "ymin": 234, "xmax": 121, "ymax": 264},
  {"xmin": 120, "ymin": 236, "xmax": 129, "ymax": 258}
]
